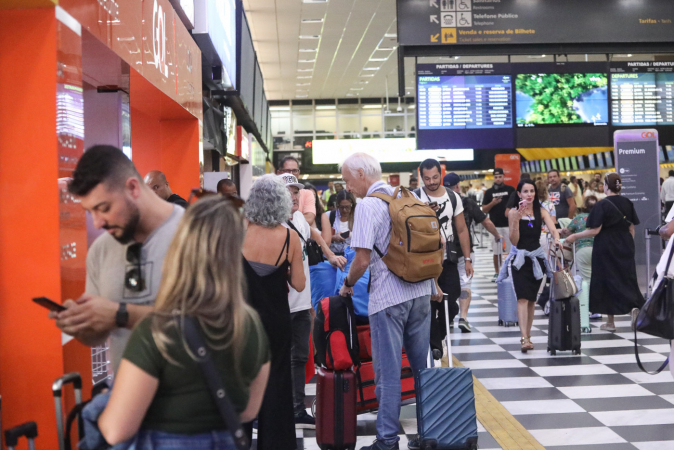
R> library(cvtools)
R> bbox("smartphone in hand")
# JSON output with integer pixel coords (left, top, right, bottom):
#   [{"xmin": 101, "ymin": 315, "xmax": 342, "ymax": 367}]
[
  {"xmin": 428, "ymin": 201, "xmax": 438, "ymax": 208},
  {"xmin": 33, "ymin": 297, "xmax": 66, "ymax": 312},
  {"xmin": 340, "ymin": 231, "xmax": 350, "ymax": 239}
]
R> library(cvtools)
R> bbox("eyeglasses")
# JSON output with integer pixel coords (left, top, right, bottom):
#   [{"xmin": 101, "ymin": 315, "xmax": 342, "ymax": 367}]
[
  {"xmin": 338, "ymin": 204, "xmax": 353, "ymax": 211},
  {"xmin": 279, "ymin": 168, "xmax": 300, "ymax": 175},
  {"xmin": 125, "ymin": 243, "xmax": 145, "ymax": 292}
]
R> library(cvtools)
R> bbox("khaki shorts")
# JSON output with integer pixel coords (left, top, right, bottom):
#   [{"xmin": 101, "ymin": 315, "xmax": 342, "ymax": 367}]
[{"xmin": 492, "ymin": 227, "xmax": 511, "ymax": 254}]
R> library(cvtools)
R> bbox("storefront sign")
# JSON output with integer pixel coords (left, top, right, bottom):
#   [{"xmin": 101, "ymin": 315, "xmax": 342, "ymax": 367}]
[
  {"xmin": 614, "ymin": 129, "xmax": 661, "ymax": 291},
  {"xmin": 494, "ymin": 153, "xmax": 520, "ymax": 189},
  {"xmin": 312, "ymin": 138, "xmax": 473, "ymax": 164},
  {"xmin": 397, "ymin": 0, "xmax": 674, "ymax": 46}
]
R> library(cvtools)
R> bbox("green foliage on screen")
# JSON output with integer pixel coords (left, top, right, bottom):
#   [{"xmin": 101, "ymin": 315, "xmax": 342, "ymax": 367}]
[{"xmin": 516, "ymin": 73, "xmax": 608, "ymax": 124}]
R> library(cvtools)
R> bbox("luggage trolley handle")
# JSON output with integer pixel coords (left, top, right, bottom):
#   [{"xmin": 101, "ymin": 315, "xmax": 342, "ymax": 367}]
[
  {"xmin": 53, "ymin": 373, "xmax": 83, "ymax": 450},
  {"xmin": 5, "ymin": 421, "xmax": 38, "ymax": 450}
]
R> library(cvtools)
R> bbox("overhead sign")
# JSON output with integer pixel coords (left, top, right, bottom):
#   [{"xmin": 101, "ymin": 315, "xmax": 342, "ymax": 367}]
[
  {"xmin": 193, "ymin": 0, "xmax": 237, "ymax": 88},
  {"xmin": 614, "ymin": 129, "xmax": 661, "ymax": 292},
  {"xmin": 397, "ymin": 0, "xmax": 674, "ymax": 46},
  {"xmin": 312, "ymin": 138, "xmax": 473, "ymax": 164},
  {"xmin": 610, "ymin": 62, "xmax": 674, "ymax": 126}
]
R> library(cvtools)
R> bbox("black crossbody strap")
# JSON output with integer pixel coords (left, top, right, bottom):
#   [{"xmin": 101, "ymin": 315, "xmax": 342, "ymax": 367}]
[
  {"xmin": 604, "ymin": 198, "xmax": 633, "ymax": 226},
  {"xmin": 286, "ymin": 220, "xmax": 307, "ymax": 244},
  {"xmin": 182, "ymin": 317, "xmax": 249, "ymax": 450},
  {"xmin": 634, "ymin": 326, "xmax": 670, "ymax": 375}
]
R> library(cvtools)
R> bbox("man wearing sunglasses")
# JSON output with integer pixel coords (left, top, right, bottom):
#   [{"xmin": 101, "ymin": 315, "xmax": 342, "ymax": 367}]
[
  {"xmin": 277, "ymin": 156, "xmax": 317, "ymax": 226},
  {"xmin": 49, "ymin": 145, "xmax": 184, "ymax": 373}
]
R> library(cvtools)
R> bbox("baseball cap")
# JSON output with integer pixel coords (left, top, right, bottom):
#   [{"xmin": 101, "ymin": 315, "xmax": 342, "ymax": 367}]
[
  {"xmin": 278, "ymin": 173, "xmax": 304, "ymax": 189},
  {"xmin": 443, "ymin": 172, "xmax": 461, "ymax": 187},
  {"xmin": 493, "ymin": 168, "xmax": 504, "ymax": 175}
]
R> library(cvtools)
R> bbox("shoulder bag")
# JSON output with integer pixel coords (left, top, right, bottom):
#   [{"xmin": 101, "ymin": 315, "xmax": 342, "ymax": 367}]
[
  {"xmin": 182, "ymin": 317, "xmax": 250, "ymax": 450},
  {"xmin": 551, "ymin": 248, "xmax": 579, "ymax": 300},
  {"xmin": 287, "ymin": 220, "xmax": 324, "ymax": 266},
  {"xmin": 634, "ymin": 244, "xmax": 674, "ymax": 375}
]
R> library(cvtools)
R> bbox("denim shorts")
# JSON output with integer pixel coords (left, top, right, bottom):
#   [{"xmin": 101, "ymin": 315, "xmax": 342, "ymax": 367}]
[{"xmin": 133, "ymin": 430, "xmax": 236, "ymax": 450}]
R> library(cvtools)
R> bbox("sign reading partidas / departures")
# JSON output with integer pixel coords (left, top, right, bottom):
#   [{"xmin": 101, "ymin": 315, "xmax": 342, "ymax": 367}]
[{"xmin": 397, "ymin": 0, "xmax": 674, "ymax": 46}]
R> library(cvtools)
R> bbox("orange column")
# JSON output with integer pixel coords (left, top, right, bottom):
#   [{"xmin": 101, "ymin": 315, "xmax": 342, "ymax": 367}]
[
  {"xmin": 0, "ymin": 9, "xmax": 64, "ymax": 447},
  {"xmin": 130, "ymin": 69, "xmax": 200, "ymax": 199}
]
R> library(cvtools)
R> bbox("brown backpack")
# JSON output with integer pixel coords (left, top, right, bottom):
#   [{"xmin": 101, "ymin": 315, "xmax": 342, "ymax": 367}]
[{"xmin": 368, "ymin": 186, "xmax": 444, "ymax": 283}]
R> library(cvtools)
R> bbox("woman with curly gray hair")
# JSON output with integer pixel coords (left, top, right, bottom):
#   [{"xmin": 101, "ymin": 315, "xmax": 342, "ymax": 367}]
[{"xmin": 242, "ymin": 174, "xmax": 305, "ymax": 450}]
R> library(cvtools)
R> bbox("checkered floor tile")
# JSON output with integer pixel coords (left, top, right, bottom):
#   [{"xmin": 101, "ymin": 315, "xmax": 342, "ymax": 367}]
[{"xmin": 253, "ymin": 237, "xmax": 674, "ymax": 450}]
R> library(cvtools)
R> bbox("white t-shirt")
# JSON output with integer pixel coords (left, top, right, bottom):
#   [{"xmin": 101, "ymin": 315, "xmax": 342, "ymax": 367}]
[
  {"xmin": 339, "ymin": 220, "xmax": 350, "ymax": 234},
  {"xmin": 419, "ymin": 187, "xmax": 464, "ymax": 241},
  {"xmin": 283, "ymin": 210, "xmax": 312, "ymax": 313}
]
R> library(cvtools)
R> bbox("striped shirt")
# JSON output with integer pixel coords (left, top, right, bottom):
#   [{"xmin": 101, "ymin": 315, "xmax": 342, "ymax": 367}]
[{"xmin": 351, "ymin": 181, "xmax": 436, "ymax": 316}]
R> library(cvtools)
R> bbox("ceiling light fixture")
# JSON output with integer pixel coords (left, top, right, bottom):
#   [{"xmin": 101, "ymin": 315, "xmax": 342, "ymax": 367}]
[
  {"xmin": 297, "ymin": 68, "xmax": 314, "ymax": 72},
  {"xmin": 302, "ymin": 18, "xmax": 324, "ymax": 23},
  {"xmin": 299, "ymin": 59, "xmax": 316, "ymax": 63},
  {"xmin": 377, "ymin": 47, "xmax": 396, "ymax": 51},
  {"xmin": 302, "ymin": 0, "xmax": 327, "ymax": 3},
  {"xmin": 299, "ymin": 48, "xmax": 317, "ymax": 52},
  {"xmin": 361, "ymin": 74, "xmax": 375, "ymax": 77},
  {"xmin": 369, "ymin": 58, "xmax": 387, "ymax": 62},
  {"xmin": 296, "ymin": 83, "xmax": 311, "ymax": 86},
  {"xmin": 297, "ymin": 75, "xmax": 313, "ymax": 79},
  {"xmin": 350, "ymin": 87, "xmax": 364, "ymax": 91},
  {"xmin": 299, "ymin": 35, "xmax": 320, "ymax": 39},
  {"xmin": 363, "ymin": 67, "xmax": 380, "ymax": 71},
  {"xmin": 384, "ymin": 33, "xmax": 397, "ymax": 38},
  {"xmin": 296, "ymin": 94, "xmax": 309, "ymax": 98}
]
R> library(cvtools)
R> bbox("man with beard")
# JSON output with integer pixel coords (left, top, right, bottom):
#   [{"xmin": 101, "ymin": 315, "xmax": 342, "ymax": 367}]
[
  {"xmin": 49, "ymin": 145, "xmax": 184, "ymax": 373},
  {"xmin": 414, "ymin": 159, "xmax": 473, "ymax": 352},
  {"xmin": 482, "ymin": 168, "xmax": 515, "ymax": 281}
]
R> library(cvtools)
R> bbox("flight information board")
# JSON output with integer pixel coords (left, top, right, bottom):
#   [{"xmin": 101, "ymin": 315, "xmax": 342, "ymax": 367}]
[
  {"xmin": 417, "ymin": 74, "xmax": 513, "ymax": 129},
  {"xmin": 611, "ymin": 73, "xmax": 674, "ymax": 125}
]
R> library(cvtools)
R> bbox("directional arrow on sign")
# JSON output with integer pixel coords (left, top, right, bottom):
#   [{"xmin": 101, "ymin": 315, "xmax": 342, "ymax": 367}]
[
  {"xmin": 430, "ymin": 0, "xmax": 438, "ymax": 8},
  {"xmin": 430, "ymin": 15, "xmax": 439, "ymax": 23},
  {"xmin": 431, "ymin": 33, "xmax": 439, "ymax": 42}
]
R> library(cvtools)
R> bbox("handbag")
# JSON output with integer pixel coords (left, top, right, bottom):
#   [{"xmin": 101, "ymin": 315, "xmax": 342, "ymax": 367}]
[
  {"xmin": 634, "ymin": 243, "xmax": 674, "ymax": 375},
  {"xmin": 182, "ymin": 317, "xmax": 250, "ymax": 450},
  {"xmin": 551, "ymin": 249, "xmax": 578, "ymax": 300},
  {"xmin": 287, "ymin": 220, "xmax": 324, "ymax": 266}
]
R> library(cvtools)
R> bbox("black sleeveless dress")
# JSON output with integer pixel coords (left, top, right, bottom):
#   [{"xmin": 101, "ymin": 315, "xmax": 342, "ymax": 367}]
[
  {"xmin": 243, "ymin": 229, "xmax": 296, "ymax": 450},
  {"xmin": 511, "ymin": 214, "xmax": 545, "ymax": 302}
]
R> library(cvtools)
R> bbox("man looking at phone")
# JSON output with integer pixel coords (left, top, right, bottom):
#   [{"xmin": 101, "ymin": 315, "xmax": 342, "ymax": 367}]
[
  {"xmin": 414, "ymin": 159, "xmax": 473, "ymax": 349},
  {"xmin": 49, "ymin": 145, "xmax": 184, "ymax": 373},
  {"xmin": 482, "ymin": 168, "xmax": 515, "ymax": 281}
]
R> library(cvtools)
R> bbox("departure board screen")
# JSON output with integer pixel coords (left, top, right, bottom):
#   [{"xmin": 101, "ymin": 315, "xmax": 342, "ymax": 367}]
[
  {"xmin": 417, "ymin": 74, "xmax": 513, "ymax": 130},
  {"xmin": 611, "ymin": 73, "xmax": 674, "ymax": 125}
]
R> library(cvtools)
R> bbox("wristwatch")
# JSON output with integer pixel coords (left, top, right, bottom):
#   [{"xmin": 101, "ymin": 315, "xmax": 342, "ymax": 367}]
[
  {"xmin": 465, "ymin": 258, "xmax": 472, "ymax": 262},
  {"xmin": 116, "ymin": 302, "xmax": 129, "ymax": 328},
  {"xmin": 344, "ymin": 277, "xmax": 354, "ymax": 288}
]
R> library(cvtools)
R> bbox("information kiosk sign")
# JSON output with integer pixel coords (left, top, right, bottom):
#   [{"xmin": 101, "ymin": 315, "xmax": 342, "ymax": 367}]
[{"xmin": 613, "ymin": 129, "xmax": 661, "ymax": 291}]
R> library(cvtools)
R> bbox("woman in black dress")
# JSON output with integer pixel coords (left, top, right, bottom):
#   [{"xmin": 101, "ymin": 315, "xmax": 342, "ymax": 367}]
[
  {"xmin": 565, "ymin": 173, "xmax": 644, "ymax": 331},
  {"xmin": 242, "ymin": 174, "xmax": 306, "ymax": 450},
  {"xmin": 506, "ymin": 180, "xmax": 560, "ymax": 352}
]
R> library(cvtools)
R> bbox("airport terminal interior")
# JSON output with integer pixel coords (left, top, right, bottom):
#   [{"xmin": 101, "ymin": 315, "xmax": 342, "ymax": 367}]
[{"xmin": 2, "ymin": 0, "xmax": 674, "ymax": 449}]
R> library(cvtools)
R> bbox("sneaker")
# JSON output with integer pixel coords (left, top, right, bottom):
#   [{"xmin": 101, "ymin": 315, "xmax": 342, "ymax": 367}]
[
  {"xmin": 589, "ymin": 313, "xmax": 602, "ymax": 321},
  {"xmin": 432, "ymin": 348, "xmax": 443, "ymax": 360},
  {"xmin": 631, "ymin": 308, "xmax": 640, "ymax": 332},
  {"xmin": 294, "ymin": 410, "xmax": 315, "ymax": 429},
  {"xmin": 458, "ymin": 318, "xmax": 472, "ymax": 333},
  {"xmin": 407, "ymin": 436, "xmax": 420, "ymax": 450},
  {"xmin": 360, "ymin": 439, "xmax": 399, "ymax": 450},
  {"xmin": 491, "ymin": 274, "xmax": 498, "ymax": 282}
]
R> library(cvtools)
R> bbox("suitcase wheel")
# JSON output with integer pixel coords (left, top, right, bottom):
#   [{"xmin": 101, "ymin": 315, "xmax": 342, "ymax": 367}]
[
  {"xmin": 550, "ymin": 349, "xmax": 557, "ymax": 356},
  {"xmin": 573, "ymin": 349, "xmax": 581, "ymax": 355},
  {"xmin": 582, "ymin": 327, "xmax": 592, "ymax": 334}
]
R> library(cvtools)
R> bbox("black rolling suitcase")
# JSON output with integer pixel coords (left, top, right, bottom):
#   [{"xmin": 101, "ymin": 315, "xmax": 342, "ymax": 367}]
[
  {"xmin": 548, "ymin": 293, "xmax": 582, "ymax": 355},
  {"xmin": 5, "ymin": 421, "xmax": 38, "ymax": 450}
]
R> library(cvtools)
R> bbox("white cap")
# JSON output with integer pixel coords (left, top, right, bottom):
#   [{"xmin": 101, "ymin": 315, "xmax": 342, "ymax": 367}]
[{"xmin": 278, "ymin": 173, "xmax": 304, "ymax": 189}]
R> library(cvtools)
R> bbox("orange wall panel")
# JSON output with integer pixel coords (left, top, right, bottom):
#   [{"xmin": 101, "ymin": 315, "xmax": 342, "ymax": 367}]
[
  {"xmin": 495, "ymin": 153, "xmax": 522, "ymax": 189},
  {"xmin": 0, "ymin": 8, "xmax": 64, "ymax": 447}
]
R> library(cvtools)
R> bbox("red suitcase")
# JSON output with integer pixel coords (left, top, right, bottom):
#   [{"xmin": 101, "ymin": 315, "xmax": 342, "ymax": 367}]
[
  {"xmin": 316, "ymin": 368, "xmax": 357, "ymax": 450},
  {"xmin": 356, "ymin": 354, "xmax": 415, "ymax": 414}
]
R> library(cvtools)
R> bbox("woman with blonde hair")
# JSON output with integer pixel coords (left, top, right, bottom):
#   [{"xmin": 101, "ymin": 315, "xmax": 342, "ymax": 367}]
[{"xmin": 99, "ymin": 196, "xmax": 271, "ymax": 449}]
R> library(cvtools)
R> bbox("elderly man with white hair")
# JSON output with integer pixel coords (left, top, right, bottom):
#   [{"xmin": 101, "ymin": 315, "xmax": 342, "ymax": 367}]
[{"xmin": 338, "ymin": 152, "xmax": 442, "ymax": 450}]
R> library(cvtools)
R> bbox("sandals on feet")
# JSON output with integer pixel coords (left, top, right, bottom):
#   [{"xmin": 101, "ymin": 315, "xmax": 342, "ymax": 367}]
[
  {"xmin": 520, "ymin": 337, "xmax": 534, "ymax": 353},
  {"xmin": 600, "ymin": 323, "xmax": 616, "ymax": 332}
]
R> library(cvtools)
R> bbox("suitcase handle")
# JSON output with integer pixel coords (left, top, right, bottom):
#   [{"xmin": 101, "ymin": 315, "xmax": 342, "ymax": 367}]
[
  {"xmin": 5, "ymin": 422, "xmax": 37, "ymax": 447},
  {"xmin": 53, "ymin": 373, "xmax": 83, "ymax": 450}
]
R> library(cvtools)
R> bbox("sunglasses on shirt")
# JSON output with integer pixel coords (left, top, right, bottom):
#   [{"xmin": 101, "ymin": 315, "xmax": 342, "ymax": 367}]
[{"xmin": 125, "ymin": 242, "xmax": 145, "ymax": 292}]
